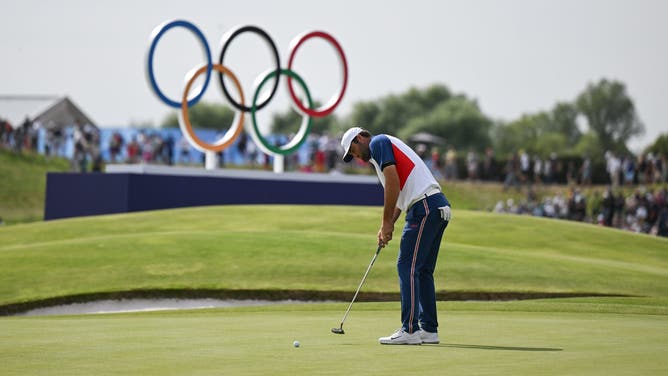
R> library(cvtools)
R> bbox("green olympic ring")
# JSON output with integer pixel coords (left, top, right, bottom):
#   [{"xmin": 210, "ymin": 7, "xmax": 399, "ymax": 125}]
[{"xmin": 250, "ymin": 68, "xmax": 313, "ymax": 156}]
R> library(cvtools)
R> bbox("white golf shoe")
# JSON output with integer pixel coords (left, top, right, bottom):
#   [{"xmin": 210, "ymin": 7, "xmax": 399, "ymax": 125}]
[
  {"xmin": 418, "ymin": 329, "xmax": 440, "ymax": 344},
  {"xmin": 378, "ymin": 329, "xmax": 422, "ymax": 345}
]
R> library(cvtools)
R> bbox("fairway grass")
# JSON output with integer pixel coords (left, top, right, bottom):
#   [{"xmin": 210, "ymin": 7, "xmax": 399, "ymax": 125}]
[
  {"xmin": 1, "ymin": 300, "xmax": 666, "ymax": 376},
  {"xmin": 1, "ymin": 206, "xmax": 667, "ymax": 310}
]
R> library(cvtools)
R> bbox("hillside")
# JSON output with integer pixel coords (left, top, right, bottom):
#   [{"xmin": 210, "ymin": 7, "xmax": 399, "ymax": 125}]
[
  {"xmin": 0, "ymin": 149, "xmax": 70, "ymax": 224},
  {"xmin": 1, "ymin": 205, "xmax": 665, "ymax": 312}
]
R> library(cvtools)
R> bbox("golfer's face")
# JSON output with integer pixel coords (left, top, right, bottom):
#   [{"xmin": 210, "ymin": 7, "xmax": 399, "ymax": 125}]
[{"xmin": 350, "ymin": 138, "xmax": 371, "ymax": 162}]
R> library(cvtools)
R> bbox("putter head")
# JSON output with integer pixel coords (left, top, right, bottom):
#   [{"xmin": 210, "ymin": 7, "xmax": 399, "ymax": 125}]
[{"xmin": 331, "ymin": 327, "xmax": 345, "ymax": 334}]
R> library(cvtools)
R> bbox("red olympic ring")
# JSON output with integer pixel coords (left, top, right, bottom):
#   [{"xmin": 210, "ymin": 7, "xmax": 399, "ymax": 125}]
[{"xmin": 287, "ymin": 31, "xmax": 349, "ymax": 117}]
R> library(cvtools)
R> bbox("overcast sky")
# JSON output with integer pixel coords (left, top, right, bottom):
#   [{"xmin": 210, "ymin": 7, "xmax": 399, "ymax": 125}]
[{"xmin": 2, "ymin": 0, "xmax": 666, "ymax": 151}]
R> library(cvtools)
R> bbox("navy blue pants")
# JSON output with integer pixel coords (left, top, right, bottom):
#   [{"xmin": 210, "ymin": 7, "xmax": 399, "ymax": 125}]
[{"xmin": 398, "ymin": 193, "xmax": 449, "ymax": 334}]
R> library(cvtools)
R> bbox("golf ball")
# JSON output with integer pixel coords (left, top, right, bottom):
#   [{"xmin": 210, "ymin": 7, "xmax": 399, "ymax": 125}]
[{"xmin": 293, "ymin": 340, "xmax": 300, "ymax": 348}]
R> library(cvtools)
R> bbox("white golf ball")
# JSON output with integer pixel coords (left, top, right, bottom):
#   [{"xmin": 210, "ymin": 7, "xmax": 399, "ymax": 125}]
[{"xmin": 293, "ymin": 340, "xmax": 301, "ymax": 348}]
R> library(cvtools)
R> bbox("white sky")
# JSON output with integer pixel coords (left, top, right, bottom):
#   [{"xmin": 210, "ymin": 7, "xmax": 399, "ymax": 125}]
[{"xmin": 1, "ymin": 0, "xmax": 666, "ymax": 151}]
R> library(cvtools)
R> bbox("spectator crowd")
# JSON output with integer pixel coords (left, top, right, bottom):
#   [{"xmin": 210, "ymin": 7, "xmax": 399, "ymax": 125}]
[
  {"xmin": 2, "ymin": 116, "xmax": 666, "ymax": 237},
  {"xmin": 493, "ymin": 186, "xmax": 668, "ymax": 237},
  {"xmin": 416, "ymin": 144, "xmax": 667, "ymax": 237},
  {"xmin": 1, "ymin": 116, "xmax": 102, "ymax": 172},
  {"xmin": 417, "ymin": 146, "xmax": 666, "ymax": 187},
  {"xmin": 0, "ymin": 116, "xmax": 346, "ymax": 173}
]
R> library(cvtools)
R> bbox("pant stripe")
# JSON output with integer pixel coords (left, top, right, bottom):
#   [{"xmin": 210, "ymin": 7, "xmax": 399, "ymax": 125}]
[{"xmin": 408, "ymin": 200, "xmax": 429, "ymax": 333}]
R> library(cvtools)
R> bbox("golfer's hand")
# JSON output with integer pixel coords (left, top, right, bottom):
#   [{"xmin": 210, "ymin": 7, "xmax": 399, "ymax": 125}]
[{"xmin": 378, "ymin": 222, "xmax": 394, "ymax": 247}]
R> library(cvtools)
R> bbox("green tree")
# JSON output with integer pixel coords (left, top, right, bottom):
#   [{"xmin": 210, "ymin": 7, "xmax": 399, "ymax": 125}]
[
  {"xmin": 492, "ymin": 112, "xmax": 551, "ymax": 157},
  {"xmin": 573, "ymin": 131, "xmax": 605, "ymax": 160},
  {"xmin": 534, "ymin": 132, "xmax": 568, "ymax": 157},
  {"xmin": 349, "ymin": 84, "xmax": 453, "ymax": 135},
  {"xmin": 398, "ymin": 95, "xmax": 492, "ymax": 152},
  {"xmin": 549, "ymin": 102, "xmax": 582, "ymax": 145},
  {"xmin": 269, "ymin": 101, "xmax": 340, "ymax": 135},
  {"xmin": 161, "ymin": 101, "xmax": 235, "ymax": 130},
  {"xmin": 348, "ymin": 101, "xmax": 381, "ymax": 131},
  {"xmin": 576, "ymin": 79, "xmax": 644, "ymax": 154},
  {"xmin": 646, "ymin": 133, "xmax": 668, "ymax": 156}
]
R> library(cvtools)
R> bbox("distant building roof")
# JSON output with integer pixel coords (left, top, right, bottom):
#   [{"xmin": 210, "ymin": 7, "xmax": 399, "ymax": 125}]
[{"xmin": 0, "ymin": 95, "xmax": 97, "ymax": 130}]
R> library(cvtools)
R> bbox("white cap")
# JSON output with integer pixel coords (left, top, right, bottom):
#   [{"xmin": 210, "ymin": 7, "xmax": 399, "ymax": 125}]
[{"xmin": 340, "ymin": 127, "xmax": 364, "ymax": 162}]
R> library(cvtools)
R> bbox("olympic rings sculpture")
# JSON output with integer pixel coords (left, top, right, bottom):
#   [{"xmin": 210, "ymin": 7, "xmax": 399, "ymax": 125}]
[{"xmin": 146, "ymin": 19, "xmax": 348, "ymax": 156}]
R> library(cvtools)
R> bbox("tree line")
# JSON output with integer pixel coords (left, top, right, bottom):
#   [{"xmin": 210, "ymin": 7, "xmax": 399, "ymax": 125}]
[{"xmin": 160, "ymin": 78, "xmax": 666, "ymax": 161}]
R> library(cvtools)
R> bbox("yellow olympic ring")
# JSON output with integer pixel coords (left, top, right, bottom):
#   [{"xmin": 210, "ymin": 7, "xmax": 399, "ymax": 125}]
[{"xmin": 179, "ymin": 64, "xmax": 245, "ymax": 153}]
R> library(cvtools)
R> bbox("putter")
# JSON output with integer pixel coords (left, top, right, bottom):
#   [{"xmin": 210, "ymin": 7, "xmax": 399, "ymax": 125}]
[{"xmin": 331, "ymin": 245, "xmax": 383, "ymax": 334}]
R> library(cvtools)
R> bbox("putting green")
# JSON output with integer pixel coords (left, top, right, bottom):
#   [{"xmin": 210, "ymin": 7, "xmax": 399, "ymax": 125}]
[{"xmin": 1, "ymin": 300, "xmax": 666, "ymax": 375}]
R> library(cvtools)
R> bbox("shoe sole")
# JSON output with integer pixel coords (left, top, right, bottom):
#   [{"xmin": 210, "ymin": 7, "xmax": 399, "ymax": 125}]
[{"xmin": 379, "ymin": 341, "xmax": 422, "ymax": 345}]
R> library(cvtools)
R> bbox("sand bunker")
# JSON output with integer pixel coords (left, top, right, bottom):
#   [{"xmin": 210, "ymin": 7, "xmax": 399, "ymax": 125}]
[{"xmin": 17, "ymin": 299, "xmax": 316, "ymax": 316}]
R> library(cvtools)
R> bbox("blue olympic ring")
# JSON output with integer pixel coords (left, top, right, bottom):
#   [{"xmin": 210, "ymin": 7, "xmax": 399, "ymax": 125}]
[{"xmin": 146, "ymin": 20, "xmax": 212, "ymax": 108}]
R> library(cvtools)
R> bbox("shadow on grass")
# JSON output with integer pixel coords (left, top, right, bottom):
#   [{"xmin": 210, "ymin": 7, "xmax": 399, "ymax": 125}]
[{"xmin": 437, "ymin": 343, "xmax": 563, "ymax": 352}]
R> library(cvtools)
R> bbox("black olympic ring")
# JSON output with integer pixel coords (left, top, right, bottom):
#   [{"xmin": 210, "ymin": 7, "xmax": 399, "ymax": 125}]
[{"xmin": 217, "ymin": 25, "xmax": 281, "ymax": 113}]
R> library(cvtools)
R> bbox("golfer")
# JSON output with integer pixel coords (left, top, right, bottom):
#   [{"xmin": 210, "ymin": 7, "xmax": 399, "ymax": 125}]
[{"xmin": 341, "ymin": 127, "xmax": 451, "ymax": 345}]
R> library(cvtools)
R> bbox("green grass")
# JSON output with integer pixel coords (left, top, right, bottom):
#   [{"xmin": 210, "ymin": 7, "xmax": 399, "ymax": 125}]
[
  {"xmin": 1, "ymin": 206, "xmax": 666, "ymax": 308},
  {"xmin": 1, "ymin": 204, "xmax": 667, "ymax": 375},
  {"xmin": 1, "ymin": 300, "xmax": 666, "ymax": 376},
  {"xmin": 0, "ymin": 149, "xmax": 70, "ymax": 224}
]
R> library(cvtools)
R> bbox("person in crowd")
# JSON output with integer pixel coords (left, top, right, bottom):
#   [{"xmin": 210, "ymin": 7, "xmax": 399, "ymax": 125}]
[
  {"xmin": 519, "ymin": 150, "xmax": 530, "ymax": 184},
  {"xmin": 444, "ymin": 146, "xmax": 458, "ymax": 180},
  {"xmin": 466, "ymin": 148, "xmax": 479, "ymax": 181},
  {"xmin": 542, "ymin": 154, "xmax": 553, "ymax": 184},
  {"xmin": 566, "ymin": 161, "xmax": 577, "ymax": 186},
  {"xmin": 568, "ymin": 188, "xmax": 587, "ymax": 222},
  {"xmin": 622, "ymin": 155, "xmax": 636, "ymax": 186},
  {"xmin": 430, "ymin": 147, "xmax": 443, "ymax": 180},
  {"xmin": 580, "ymin": 156, "xmax": 592, "ymax": 186},
  {"xmin": 532, "ymin": 155, "xmax": 543, "ymax": 185},
  {"xmin": 503, "ymin": 152, "xmax": 521, "ymax": 191},
  {"xmin": 109, "ymin": 132, "xmax": 124, "ymax": 163},
  {"xmin": 657, "ymin": 190, "xmax": 668, "ymax": 237},
  {"xmin": 606, "ymin": 151, "xmax": 621, "ymax": 187},
  {"xmin": 482, "ymin": 147, "xmax": 498, "ymax": 181}
]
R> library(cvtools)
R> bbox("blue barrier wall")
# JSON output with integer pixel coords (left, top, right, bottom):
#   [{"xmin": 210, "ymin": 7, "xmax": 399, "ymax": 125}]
[{"xmin": 44, "ymin": 166, "xmax": 383, "ymax": 220}]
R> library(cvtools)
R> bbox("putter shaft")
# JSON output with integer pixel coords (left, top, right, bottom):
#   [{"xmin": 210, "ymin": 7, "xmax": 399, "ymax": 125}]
[{"xmin": 334, "ymin": 245, "xmax": 382, "ymax": 333}]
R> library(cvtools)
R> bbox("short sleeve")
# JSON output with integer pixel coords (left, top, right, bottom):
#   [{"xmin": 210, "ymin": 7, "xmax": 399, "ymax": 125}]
[{"xmin": 370, "ymin": 135, "xmax": 396, "ymax": 170}]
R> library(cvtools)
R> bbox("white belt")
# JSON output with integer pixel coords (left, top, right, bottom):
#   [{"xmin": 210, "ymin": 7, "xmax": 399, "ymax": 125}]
[{"xmin": 408, "ymin": 187, "xmax": 441, "ymax": 210}]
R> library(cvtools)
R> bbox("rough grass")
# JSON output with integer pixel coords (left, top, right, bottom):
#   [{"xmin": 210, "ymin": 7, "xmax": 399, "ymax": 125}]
[{"xmin": 0, "ymin": 149, "xmax": 70, "ymax": 224}]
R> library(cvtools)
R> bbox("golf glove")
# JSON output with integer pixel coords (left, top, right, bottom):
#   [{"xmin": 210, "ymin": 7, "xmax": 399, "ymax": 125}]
[{"xmin": 439, "ymin": 206, "xmax": 452, "ymax": 221}]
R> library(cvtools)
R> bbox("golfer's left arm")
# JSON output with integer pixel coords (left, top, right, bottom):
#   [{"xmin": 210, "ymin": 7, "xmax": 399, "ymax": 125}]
[{"xmin": 379, "ymin": 164, "xmax": 401, "ymax": 247}]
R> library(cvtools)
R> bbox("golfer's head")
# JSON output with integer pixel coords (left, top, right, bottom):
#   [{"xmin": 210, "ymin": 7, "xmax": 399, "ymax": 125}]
[{"xmin": 341, "ymin": 127, "xmax": 371, "ymax": 162}]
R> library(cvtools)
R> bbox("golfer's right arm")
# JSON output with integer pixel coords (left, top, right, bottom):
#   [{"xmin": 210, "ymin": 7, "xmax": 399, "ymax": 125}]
[{"xmin": 379, "ymin": 164, "xmax": 400, "ymax": 247}]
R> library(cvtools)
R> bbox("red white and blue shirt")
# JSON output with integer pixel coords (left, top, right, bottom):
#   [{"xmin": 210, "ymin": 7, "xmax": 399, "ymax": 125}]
[{"xmin": 369, "ymin": 134, "xmax": 441, "ymax": 211}]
